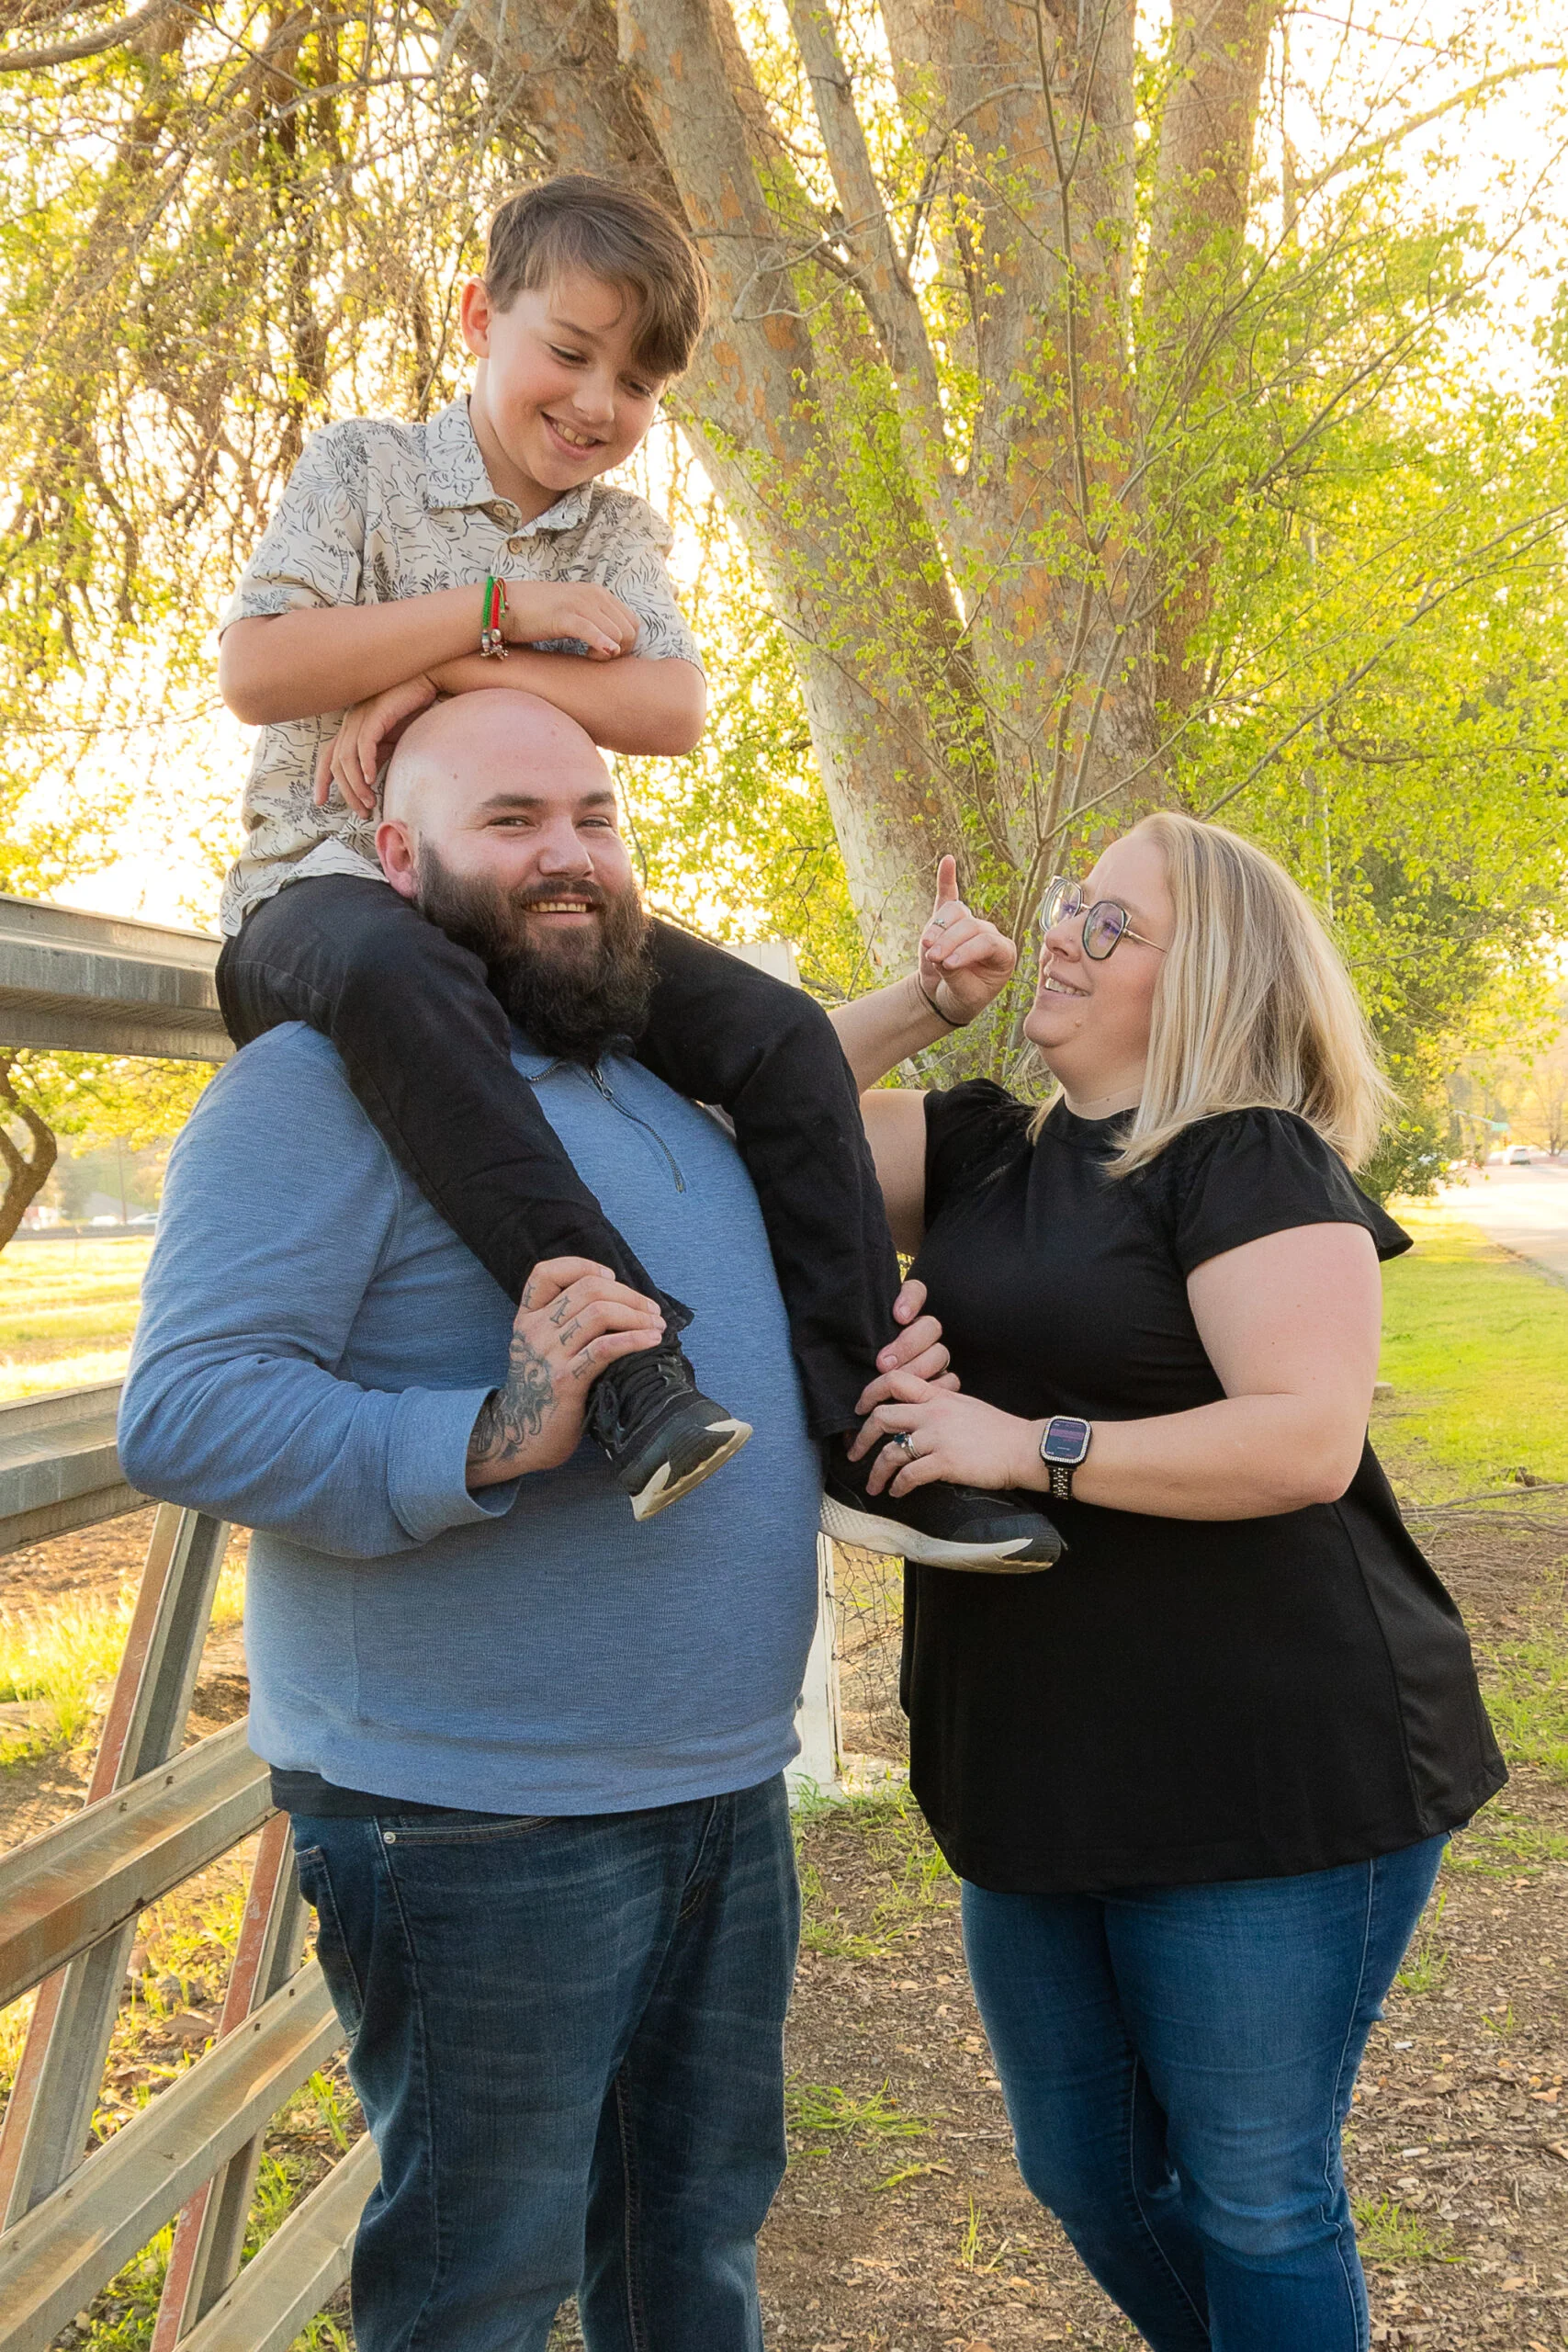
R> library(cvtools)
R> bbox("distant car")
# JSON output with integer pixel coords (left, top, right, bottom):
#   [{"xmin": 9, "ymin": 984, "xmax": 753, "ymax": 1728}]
[
  {"xmin": 87, "ymin": 1214, "xmax": 122, "ymax": 1227},
  {"xmin": 1508, "ymin": 1146, "xmax": 1533, "ymax": 1164},
  {"xmin": 128, "ymin": 1211, "xmax": 159, "ymax": 1227}
]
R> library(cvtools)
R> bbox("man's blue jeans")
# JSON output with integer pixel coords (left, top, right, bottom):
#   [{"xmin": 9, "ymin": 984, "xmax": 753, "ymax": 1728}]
[
  {"xmin": 962, "ymin": 1835, "xmax": 1446, "ymax": 2351},
  {"xmin": 289, "ymin": 1776, "xmax": 799, "ymax": 2352}
]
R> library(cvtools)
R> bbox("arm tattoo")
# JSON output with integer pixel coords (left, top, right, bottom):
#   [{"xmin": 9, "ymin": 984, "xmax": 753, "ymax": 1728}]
[{"xmin": 468, "ymin": 1328, "xmax": 555, "ymax": 1468}]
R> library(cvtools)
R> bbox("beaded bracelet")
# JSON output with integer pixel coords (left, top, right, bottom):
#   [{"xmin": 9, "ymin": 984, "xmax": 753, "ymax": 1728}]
[{"xmin": 479, "ymin": 574, "xmax": 509, "ymax": 659}]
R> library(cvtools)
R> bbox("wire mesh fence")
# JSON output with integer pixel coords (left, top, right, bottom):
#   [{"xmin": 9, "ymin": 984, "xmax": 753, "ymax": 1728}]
[{"xmin": 830, "ymin": 1543, "xmax": 909, "ymax": 1778}]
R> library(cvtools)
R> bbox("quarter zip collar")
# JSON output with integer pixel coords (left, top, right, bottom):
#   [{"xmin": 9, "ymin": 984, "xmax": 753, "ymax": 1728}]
[{"xmin": 512, "ymin": 1035, "xmax": 686, "ymax": 1193}]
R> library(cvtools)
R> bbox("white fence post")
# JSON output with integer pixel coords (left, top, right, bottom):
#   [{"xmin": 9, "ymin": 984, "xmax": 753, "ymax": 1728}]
[{"xmin": 789, "ymin": 1536, "xmax": 842, "ymax": 1800}]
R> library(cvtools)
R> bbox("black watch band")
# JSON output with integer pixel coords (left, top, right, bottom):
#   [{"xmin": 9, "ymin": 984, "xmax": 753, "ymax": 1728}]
[{"xmin": 1039, "ymin": 1414, "xmax": 1092, "ymax": 1501}]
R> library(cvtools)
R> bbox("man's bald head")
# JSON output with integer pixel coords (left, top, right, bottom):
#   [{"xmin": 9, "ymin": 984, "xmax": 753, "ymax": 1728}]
[
  {"xmin": 382, "ymin": 690, "xmax": 610, "ymax": 837},
  {"xmin": 373, "ymin": 684, "xmax": 643, "ymax": 1046},
  {"xmin": 373, "ymin": 686, "xmax": 651, "ymax": 1067}
]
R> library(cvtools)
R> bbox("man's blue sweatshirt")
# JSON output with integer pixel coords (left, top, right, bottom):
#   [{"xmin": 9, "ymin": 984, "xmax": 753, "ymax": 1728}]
[{"xmin": 118, "ymin": 1024, "xmax": 822, "ymax": 1814}]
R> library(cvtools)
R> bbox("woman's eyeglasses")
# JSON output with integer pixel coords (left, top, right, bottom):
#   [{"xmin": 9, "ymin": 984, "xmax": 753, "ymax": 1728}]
[{"xmin": 1040, "ymin": 876, "xmax": 1168, "ymax": 962}]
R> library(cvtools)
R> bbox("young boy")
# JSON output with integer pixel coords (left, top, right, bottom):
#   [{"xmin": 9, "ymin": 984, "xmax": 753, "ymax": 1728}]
[{"xmin": 215, "ymin": 174, "xmax": 1057, "ymax": 1571}]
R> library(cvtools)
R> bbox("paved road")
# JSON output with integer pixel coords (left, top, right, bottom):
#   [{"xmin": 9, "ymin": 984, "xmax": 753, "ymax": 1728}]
[{"xmin": 1436, "ymin": 1159, "xmax": 1568, "ymax": 1287}]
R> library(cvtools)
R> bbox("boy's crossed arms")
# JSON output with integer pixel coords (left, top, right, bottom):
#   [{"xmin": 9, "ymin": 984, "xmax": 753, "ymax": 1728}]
[{"xmin": 220, "ymin": 254, "xmax": 705, "ymax": 817}]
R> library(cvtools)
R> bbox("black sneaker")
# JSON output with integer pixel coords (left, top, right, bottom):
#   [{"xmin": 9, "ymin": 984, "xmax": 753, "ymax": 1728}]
[
  {"xmin": 589, "ymin": 1346, "xmax": 751, "ymax": 1521},
  {"xmin": 820, "ymin": 1436, "xmax": 1063, "ymax": 1573}
]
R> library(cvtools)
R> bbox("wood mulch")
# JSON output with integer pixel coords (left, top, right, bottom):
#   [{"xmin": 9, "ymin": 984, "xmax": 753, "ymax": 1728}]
[{"xmin": 3, "ymin": 1509, "xmax": 1565, "ymax": 2352}]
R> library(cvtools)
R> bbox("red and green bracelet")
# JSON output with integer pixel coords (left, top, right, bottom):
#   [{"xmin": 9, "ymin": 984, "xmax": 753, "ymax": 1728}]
[{"xmin": 479, "ymin": 573, "xmax": 509, "ymax": 659}]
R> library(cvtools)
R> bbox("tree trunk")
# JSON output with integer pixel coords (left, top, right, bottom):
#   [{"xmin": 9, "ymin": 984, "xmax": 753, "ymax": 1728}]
[{"xmin": 0, "ymin": 1056, "xmax": 58, "ymax": 1254}]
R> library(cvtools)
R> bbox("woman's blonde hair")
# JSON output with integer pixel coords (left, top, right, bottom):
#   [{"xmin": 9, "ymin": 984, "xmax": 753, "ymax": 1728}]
[{"xmin": 1034, "ymin": 810, "xmax": 1390, "ymax": 1174}]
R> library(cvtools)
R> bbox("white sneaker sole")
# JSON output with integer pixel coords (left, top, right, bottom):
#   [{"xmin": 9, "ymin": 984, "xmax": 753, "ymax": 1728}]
[
  {"xmin": 819, "ymin": 1494, "xmax": 1056, "ymax": 1574},
  {"xmin": 628, "ymin": 1419, "xmax": 753, "ymax": 1522}
]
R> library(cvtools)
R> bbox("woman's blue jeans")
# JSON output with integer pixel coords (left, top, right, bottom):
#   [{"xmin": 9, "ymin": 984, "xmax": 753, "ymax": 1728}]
[
  {"xmin": 290, "ymin": 1776, "xmax": 798, "ymax": 2352},
  {"xmin": 962, "ymin": 1835, "xmax": 1446, "ymax": 2351}
]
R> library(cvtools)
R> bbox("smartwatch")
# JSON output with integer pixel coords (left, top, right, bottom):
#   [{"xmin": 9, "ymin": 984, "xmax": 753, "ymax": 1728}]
[{"xmin": 1038, "ymin": 1415, "xmax": 1092, "ymax": 1501}]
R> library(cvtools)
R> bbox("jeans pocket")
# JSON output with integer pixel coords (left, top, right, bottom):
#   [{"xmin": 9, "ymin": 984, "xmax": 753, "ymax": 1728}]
[
  {"xmin": 376, "ymin": 1813, "xmax": 553, "ymax": 1847},
  {"xmin": 294, "ymin": 1844, "xmax": 367, "ymax": 2041}
]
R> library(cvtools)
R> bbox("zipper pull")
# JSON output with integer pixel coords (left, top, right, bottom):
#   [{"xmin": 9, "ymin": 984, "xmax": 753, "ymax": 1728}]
[{"xmin": 586, "ymin": 1062, "xmax": 686, "ymax": 1193}]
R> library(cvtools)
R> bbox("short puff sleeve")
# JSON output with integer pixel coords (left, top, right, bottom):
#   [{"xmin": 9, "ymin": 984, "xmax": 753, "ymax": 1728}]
[{"xmin": 1151, "ymin": 1108, "xmax": 1411, "ymax": 1276}]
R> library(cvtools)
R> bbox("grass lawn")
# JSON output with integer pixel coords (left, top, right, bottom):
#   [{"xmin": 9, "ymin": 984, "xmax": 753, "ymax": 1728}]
[
  {"xmin": 1375, "ymin": 1202, "xmax": 1568, "ymax": 1809},
  {"xmin": 0, "ymin": 1236, "xmax": 152, "ymax": 1403},
  {"xmin": 1374, "ymin": 1204, "xmax": 1568, "ymax": 1507},
  {"xmin": 0, "ymin": 1560, "xmax": 245, "ymax": 1768}
]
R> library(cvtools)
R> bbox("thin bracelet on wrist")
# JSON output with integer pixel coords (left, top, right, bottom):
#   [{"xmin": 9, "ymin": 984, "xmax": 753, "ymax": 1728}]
[
  {"xmin": 913, "ymin": 973, "xmax": 967, "ymax": 1029},
  {"xmin": 479, "ymin": 573, "xmax": 509, "ymax": 659}
]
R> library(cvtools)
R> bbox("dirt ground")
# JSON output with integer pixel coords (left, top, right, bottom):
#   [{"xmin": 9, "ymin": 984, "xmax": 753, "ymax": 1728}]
[
  {"xmin": 4, "ymin": 1506, "xmax": 1566, "ymax": 2352},
  {"xmin": 762, "ymin": 1515, "xmax": 1568, "ymax": 2352}
]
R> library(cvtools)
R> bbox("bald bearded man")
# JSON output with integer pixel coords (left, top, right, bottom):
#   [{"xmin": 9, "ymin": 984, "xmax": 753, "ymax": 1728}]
[
  {"xmin": 121, "ymin": 692, "xmax": 1043, "ymax": 2351},
  {"xmin": 211, "ymin": 687, "xmax": 1059, "ymax": 1570}
]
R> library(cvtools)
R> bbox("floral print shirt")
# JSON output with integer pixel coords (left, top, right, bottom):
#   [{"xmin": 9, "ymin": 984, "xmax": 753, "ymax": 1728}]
[{"xmin": 217, "ymin": 397, "xmax": 701, "ymax": 934}]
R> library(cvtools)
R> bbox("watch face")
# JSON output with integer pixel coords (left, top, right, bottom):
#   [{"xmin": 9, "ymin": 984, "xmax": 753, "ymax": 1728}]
[{"xmin": 1041, "ymin": 1416, "xmax": 1091, "ymax": 1465}]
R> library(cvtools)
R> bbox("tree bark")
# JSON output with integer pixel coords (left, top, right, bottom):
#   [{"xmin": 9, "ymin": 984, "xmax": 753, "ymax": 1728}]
[
  {"xmin": 0, "ymin": 0, "xmax": 178, "ymax": 71},
  {"xmin": 1145, "ymin": 0, "xmax": 1283, "ymax": 713}
]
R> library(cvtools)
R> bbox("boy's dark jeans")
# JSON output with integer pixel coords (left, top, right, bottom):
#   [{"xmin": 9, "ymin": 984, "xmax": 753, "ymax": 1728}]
[
  {"xmin": 291, "ymin": 1778, "xmax": 799, "ymax": 2352},
  {"xmin": 217, "ymin": 875, "xmax": 902, "ymax": 1437}
]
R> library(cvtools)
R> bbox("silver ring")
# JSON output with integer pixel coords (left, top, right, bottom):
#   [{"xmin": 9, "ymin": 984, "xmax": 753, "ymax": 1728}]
[{"xmin": 893, "ymin": 1430, "xmax": 918, "ymax": 1455}]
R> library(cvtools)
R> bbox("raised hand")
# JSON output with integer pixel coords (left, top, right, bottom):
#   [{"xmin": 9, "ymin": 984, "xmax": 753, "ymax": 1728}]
[
  {"xmin": 917, "ymin": 854, "xmax": 1018, "ymax": 1027},
  {"xmin": 466, "ymin": 1258, "xmax": 665, "ymax": 1487}
]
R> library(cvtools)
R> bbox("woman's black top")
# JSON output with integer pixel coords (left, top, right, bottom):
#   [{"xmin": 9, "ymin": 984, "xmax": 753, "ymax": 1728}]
[{"xmin": 903, "ymin": 1085, "xmax": 1506, "ymax": 1894}]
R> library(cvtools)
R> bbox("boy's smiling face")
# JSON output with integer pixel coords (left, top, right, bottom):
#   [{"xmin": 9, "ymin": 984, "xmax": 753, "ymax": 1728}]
[{"xmin": 460, "ymin": 267, "xmax": 665, "ymax": 522}]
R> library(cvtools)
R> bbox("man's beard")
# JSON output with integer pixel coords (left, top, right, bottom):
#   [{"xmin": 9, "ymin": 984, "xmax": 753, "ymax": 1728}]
[{"xmin": 413, "ymin": 845, "xmax": 656, "ymax": 1067}]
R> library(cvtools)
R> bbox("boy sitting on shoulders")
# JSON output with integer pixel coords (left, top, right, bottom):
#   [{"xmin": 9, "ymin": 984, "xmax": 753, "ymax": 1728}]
[{"xmin": 215, "ymin": 172, "xmax": 1056, "ymax": 1572}]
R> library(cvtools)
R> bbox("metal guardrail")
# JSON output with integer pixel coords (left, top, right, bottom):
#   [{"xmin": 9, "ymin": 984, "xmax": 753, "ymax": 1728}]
[
  {"xmin": 173, "ymin": 2132, "xmax": 378, "ymax": 2352},
  {"xmin": 0, "ymin": 1385, "xmax": 144, "ymax": 1555},
  {"xmin": 0, "ymin": 894, "xmax": 231, "ymax": 1063},
  {"xmin": 1, "ymin": 898, "xmax": 368, "ymax": 2352},
  {"xmin": 0, "ymin": 1970, "xmax": 342, "ymax": 2352},
  {"xmin": 0, "ymin": 1723, "xmax": 272, "ymax": 2010}
]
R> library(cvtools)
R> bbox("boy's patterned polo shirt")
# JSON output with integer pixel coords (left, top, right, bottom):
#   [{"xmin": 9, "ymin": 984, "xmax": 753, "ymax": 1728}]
[{"xmin": 216, "ymin": 396, "xmax": 701, "ymax": 936}]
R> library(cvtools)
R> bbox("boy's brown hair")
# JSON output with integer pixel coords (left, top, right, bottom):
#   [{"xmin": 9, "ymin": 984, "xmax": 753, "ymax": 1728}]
[{"xmin": 484, "ymin": 175, "xmax": 709, "ymax": 381}]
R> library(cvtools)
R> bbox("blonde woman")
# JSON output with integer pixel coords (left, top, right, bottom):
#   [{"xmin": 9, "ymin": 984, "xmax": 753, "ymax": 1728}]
[{"xmin": 840, "ymin": 813, "xmax": 1504, "ymax": 2352}]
